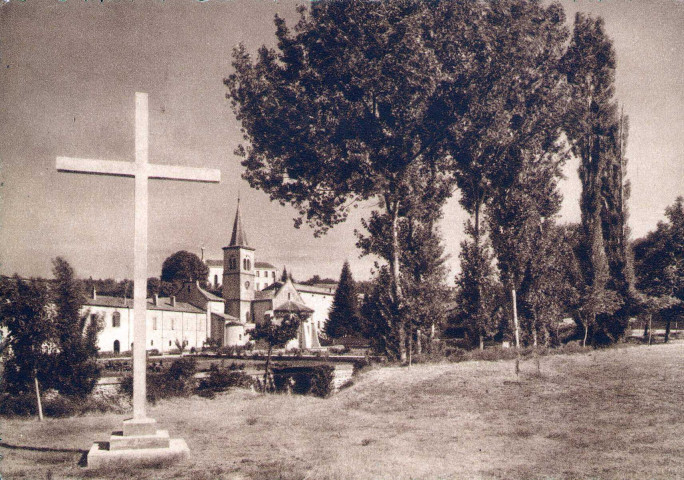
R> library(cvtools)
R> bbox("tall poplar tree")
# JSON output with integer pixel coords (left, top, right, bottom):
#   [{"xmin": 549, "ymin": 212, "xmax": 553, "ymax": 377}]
[{"xmin": 563, "ymin": 13, "xmax": 624, "ymax": 344}]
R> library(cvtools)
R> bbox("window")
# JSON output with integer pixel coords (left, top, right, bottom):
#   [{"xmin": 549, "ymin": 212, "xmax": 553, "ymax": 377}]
[
  {"xmin": 214, "ymin": 274, "xmax": 219, "ymax": 286},
  {"xmin": 256, "ymin": 283, "xmax": 260, "ymax": 291},
  {"xmin": 272, "ymin": 271, "xmax": 275, "ymax": 278},
  {"xmin": 151, "ymin": 340, "xmax": 154, "ymax": 346},
  {"xmin": 113, "ymin": 340, "xmax": 120, "ymax": 354},
  {"xmin": 239, "ymin": 334, "xmax": 242, "ymax": 340},
  {"xmin": 288, "ymin": 292, "xmax": 291, "ymax": 300},
  {"xmin": 229, "ymin": 257, "xmax": 237, "ymax": 270},
  {"xmin": 243, "ymin": 258, "xmax": 251, "ymax": 270},
  {"xmin": 112, "ymin": 312, "xmax": 121, "ymax": 328},
  {"xmin": 256, "ymin": 271, "xmax": 260, "ymax": 277},
  {"xmin": 245, "ymin": 311, "xmax": 250, "ymax": 323},
  {"xmin": 169, "ymin": 340, "xmax": 172, "ymax": 347},
  {"xmin": 171, "ymin": 319, "xmax": 175, "ymax": 330},
  {"xmin": 152, "ymin": 316, "xmax": 157, "ymax": 330}
]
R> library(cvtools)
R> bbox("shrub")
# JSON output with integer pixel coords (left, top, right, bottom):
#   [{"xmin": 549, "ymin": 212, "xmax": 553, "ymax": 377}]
[
  {"xmin": 119, "ymin": 357, "xmax": 197, "ymax": 404},
  {"xmin": 0, "ymin": 392, "xmax": 38, "ymax": 417},
  {"xmin": 272, "ymin": 364, "xmax": 335, "ymax": 398},
  {"xmin": 197, "ymin": 364, "xmax": 254, "ymax": 397},
  {"xmin": 352, "ymin": 358, "xmax": 374, "ymax": 376}
]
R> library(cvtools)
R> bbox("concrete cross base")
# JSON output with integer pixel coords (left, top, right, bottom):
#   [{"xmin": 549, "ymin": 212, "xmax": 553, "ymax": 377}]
[
  {"xmin": 123, "ymin": 417, "xmax": 158, "ymax": 436},
  {"xmin": 109, "ymin": 429, "xmax": 170, "ymax": 451},
  {"xmin": 87, "ymin": 438, "xmax": 189, "ymax": 469}
]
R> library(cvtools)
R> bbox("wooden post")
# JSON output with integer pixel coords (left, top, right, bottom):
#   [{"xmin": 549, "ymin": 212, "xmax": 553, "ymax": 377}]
[{"xmin": 34, "ymin": 374, "xmax": 43, "ymax": 422}]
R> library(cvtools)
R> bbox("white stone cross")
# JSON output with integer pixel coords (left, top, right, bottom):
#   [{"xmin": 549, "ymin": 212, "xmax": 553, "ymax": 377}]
[{"xmin": 57, "ymin": 92, "xmax": 220, "ymax": 424}]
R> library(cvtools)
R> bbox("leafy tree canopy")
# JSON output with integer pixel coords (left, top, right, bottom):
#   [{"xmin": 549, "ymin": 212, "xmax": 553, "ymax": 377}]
[{"xmin": 161, "ymin": 250, "xmax": 209, "ymax": 285}]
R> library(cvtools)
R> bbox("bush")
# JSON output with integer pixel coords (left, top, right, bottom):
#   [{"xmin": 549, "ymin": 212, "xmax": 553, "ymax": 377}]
[
  {"xmin": 272, "ymin": 364, "xmax": 335, "ymax": 398},
  {"xmin": 352, "ymin": 358, "xmax": 375, "ymax": 376},
  {"xmin": 216, "ymin": 344, "xmax": 253, "ymax": 357},
  {"xmin": 119, "ymin": 357, "xmax": 197, "ymax": 404},
  {"xmin": 197, "ymin": 364, "xmax": 254, "ymax": 397}
]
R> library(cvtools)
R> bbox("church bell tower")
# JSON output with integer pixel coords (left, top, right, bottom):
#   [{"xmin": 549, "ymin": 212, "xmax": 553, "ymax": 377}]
[{"xmin": 223, "ymin": 199, "xmax": 255, "ymax": 323}]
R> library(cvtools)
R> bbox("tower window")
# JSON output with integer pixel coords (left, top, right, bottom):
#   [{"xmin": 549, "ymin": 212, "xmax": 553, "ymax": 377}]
[
  {"xmin": 112, "ymin": 312, "xmax": 121, "ymax": 328},
  {"xmin": 214, "ymin": 274, "xmax": 219, "ymax": 286}
]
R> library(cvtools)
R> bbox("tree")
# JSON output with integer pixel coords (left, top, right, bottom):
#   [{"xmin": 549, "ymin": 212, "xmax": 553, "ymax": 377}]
[
  {"xmin": 444, "ymin": 0, "xmax": 570, "ymax": 350},
  {"xmin": 50, "ymin": 257, "xmax": 102, "ymax": 398},
  {"xmin": 634, "ymin": 197, "xmax": 684, "ymax": 341},
  {"xmin": 562, "ymin": 13, "xmax": 626, "ymax": 344},
  {"xmin": 486, "ymin": 145, "xmax": 567, "ymax": 347},
  {"xmin": 451, "ymin": 222, "xmax": 500, "ymax": 350},
  {"xmin": 356, "ymin": 156, "xmax": 452, "ymax": 357},
  {"xmin": 518, "ymin": 222, "xmax": 580, "ymax": 346},
  {"xmin": 161, "ymin": 251, "xmax": 209, "ymax": 286},
  {"xmin": 280, "ymin": 267, "xmax": 288, "ymax": 283},
  {"xmin": 359, "ymin": 267, "xmax": 402, "ymax": 359},
  {"xmin": 324, "ymin": 261, "xmax": 361, "ymax": 339},
  {"xmin": 174, "ymin": 338, "xmax": 189, "ymax": 356},
  {"xmin": 0, "ymin": 275, "xmax": 55, "ymax": 420},
  {"xmin": 251, "ymin": 314, "xmax": 301, "ymax": 392}
]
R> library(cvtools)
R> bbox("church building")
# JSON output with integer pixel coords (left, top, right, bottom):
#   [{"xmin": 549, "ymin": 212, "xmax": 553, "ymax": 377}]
[{"xmin": 205, "ymin": 200, "xmax": 335, "ymax": 350}]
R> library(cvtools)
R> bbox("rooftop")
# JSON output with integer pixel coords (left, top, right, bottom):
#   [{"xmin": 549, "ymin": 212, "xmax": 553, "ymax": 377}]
[{"xmin": 84, "ymin": 295, "xmax": 205, "ymax": 314}]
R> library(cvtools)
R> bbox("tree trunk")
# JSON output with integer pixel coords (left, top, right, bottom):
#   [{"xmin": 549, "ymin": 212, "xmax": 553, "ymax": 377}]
[
  {"xmin": 664, "ymin": 315, "xmax": 671, "ymax": 343},
  {"xmin": 512, "ymin": 288, "xmax": 521, "ymax": 377},
  {"xmin": 648, "ymin": 314, "xmax": 653, "ymax": 346},
  {"xmin": 532, "ymin": 328, "xmax": 538, "ymax": 348},
  {"xmin": 583, "ymin": 320, "xmax": 589, "ymax": 348},
  {"xmin": 34, "ymin": 373, "xmax": 44, "ymax": 421},
  {"xmin": 479, "ymin": 334, "xmax": 484, "ymax": 351},
  {"xmin": 408, "ymin": 331, "xmax": 413, "ymax": 368},
  {"xmin": 388, "ymin": 197, "xmax": 406, "ymax": 363},
  {"xmin": 263, "ymin": 345, "xmax": 273, "ymax": 393},
  {"xmin": 416, "ymin": 328, "xmax": 422, "ymax": 355},
  {"xmin": 512, "ymin": 288, "xmax": 520, "ymax": 349}
]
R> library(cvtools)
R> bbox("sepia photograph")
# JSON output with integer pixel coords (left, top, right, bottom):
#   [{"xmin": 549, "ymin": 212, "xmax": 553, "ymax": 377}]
[{"xmin": 0, "ymin": 0, "xmax": 682, "ymax": 478}]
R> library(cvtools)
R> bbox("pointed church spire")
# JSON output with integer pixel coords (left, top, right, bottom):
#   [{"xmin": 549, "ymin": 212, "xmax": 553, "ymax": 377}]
[{"xmin": 229, "ymin": 197, "xmax": 249, "ymax": 247}]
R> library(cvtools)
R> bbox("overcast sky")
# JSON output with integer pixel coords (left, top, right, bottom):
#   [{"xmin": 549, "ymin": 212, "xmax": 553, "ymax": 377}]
[{"xmin": 0, "ymin": 0, "xmax": 682, "ymax": 283}]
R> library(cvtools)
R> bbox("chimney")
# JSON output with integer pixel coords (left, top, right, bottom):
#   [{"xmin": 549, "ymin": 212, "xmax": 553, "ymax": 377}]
[
  {"xmin": 153, "ymin": 294, "xmax": 159, "ymax": 306},
  {"xmin": 170, "ymin": 296, "xmax": 176, "ymax": 307},
  {"xmin": 92, "ymin": 287, "xmax": 97, "ymax": 300}
]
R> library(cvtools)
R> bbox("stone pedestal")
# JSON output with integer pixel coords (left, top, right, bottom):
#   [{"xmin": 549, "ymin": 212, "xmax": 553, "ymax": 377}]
[{"xmin": 87, "ymin": 418, "xmax": 189, "ymax": 469}]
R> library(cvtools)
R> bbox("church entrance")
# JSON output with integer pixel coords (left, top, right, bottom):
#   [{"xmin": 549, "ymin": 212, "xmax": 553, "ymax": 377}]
[{"xmin": 113, "ymin": 340, "xmax": 120, "ymax": 354}]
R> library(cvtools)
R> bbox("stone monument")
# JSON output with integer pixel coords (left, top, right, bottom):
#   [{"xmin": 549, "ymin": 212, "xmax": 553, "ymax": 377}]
[{"xmin": 56, "ymin": 92, "xmax": 220, "ymax": 467}]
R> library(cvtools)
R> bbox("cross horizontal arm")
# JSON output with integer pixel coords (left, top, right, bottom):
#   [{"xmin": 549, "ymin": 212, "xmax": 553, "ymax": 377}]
[
  {"xmin": 148, "ymin": 164, "xmax": 220, "ymax": 183},
  {"xmin": 57, "ymin": 157, "xmax": 221, "ymax": 184},
  {"xmin": 56, "ymin": 157, "xmax": 137, "ymax": 178}
]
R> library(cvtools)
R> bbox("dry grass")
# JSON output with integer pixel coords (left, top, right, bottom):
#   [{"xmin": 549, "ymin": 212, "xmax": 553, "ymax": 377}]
[{"xmin": 2, "ymin": 342, "xmax": 684, "ymax": 479}]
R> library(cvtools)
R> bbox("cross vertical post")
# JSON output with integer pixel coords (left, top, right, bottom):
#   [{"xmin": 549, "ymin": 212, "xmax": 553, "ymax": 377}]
[
  {"xmin": 133, "ymin": 92, "xmax": 149, "ymax": 421},
  {"xmin": 57, "ymin": 92, "xmax": 220, "ymax": 467}
]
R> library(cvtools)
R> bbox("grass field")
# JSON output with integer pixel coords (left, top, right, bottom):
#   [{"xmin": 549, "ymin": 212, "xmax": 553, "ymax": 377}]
[{"xmin": 2, "ymin": 342, "xmax": 683, "ymax": 479}]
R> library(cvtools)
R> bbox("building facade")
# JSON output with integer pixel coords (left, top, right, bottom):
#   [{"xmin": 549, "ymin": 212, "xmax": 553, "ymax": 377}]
[{"xmin": 84, "ymin": 291, "xmax": 208, "ymax": 354}]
